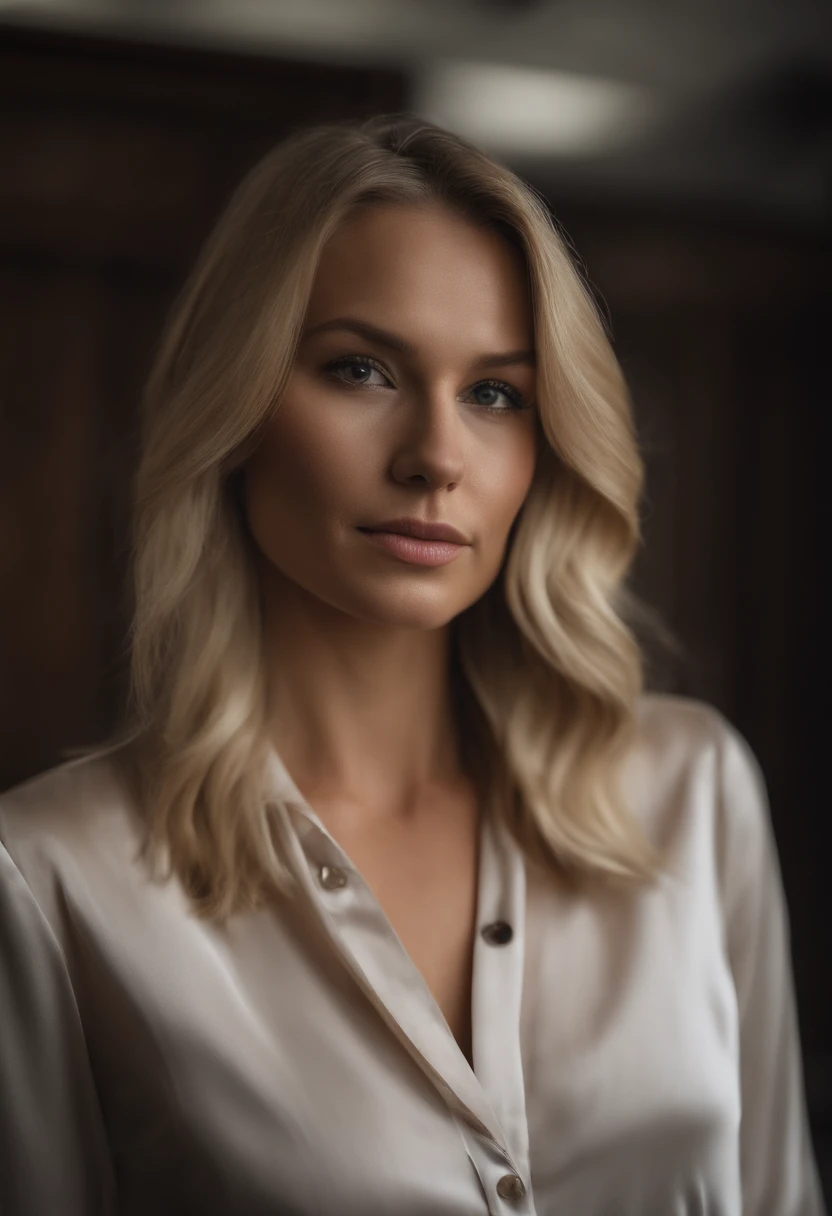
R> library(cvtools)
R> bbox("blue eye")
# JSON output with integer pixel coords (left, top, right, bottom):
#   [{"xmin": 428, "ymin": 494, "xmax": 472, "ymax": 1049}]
[
  {"xmin": 468, "ymin": 380, "xmax": 528, "ymax": 414},
  {"xmin": 323, "ymin": 356, "xmax": 530, "ymax": 416}
]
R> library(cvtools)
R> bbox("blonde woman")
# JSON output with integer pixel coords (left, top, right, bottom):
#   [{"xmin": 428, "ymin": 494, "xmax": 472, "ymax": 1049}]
[{"xmin": 0, "ymin": 114, "xmax": 824, "ymax": 1216}]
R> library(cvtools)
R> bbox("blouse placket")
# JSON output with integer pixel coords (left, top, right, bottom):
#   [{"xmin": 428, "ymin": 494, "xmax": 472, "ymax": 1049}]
[{"xmin": 265, "ymin": 748, "xmax": 537, "ymax": 1215}]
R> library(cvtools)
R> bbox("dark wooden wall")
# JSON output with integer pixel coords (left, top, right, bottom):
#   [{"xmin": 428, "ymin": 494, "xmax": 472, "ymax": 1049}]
[{"xmin": 1, "ymin": 21, "xmax": 829, "ymax": 1150}]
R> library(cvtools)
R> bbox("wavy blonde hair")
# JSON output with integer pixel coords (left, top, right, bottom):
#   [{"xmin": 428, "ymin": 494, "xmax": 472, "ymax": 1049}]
[{"xmin": 105, "ymin": 112, "xmax": 661, "ymax": 920}]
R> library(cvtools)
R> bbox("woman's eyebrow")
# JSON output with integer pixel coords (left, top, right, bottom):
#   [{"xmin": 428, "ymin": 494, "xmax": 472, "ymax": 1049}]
[{"xmin": 301, "ymin": 317, "xmax": 536, "ymax": 368}]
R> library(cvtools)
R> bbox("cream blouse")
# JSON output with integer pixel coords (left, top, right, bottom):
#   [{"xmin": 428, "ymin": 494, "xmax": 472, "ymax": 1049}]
[{"xmin": 0, "ymin": 693, "xmax": 825, "ymax": 1216}]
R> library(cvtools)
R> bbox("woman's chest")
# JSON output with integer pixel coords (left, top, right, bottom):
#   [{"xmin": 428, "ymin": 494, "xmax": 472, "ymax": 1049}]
[
  {"xmin": 69, "ymin": 885, "xmax": 488, "ymax": 1215},
  {"xmin": 61, "ymin": 825, "xmax": 743, "ymax": 1215},
  {"xmin": 324, "ymin": 799, "xmax": 481, "ymax": 1063},
  {"xmin": 519, "ymin": 867, "xmax": 742, "ymax": 1210}
]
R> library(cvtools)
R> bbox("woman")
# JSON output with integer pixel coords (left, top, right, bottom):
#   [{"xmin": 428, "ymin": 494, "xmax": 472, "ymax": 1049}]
[{"xmin": 0, "ymin": 113, "xmax": 824, "ymax": 1215}]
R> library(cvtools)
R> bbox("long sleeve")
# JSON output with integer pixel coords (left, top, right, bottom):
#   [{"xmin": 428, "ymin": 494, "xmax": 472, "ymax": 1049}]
[
  {"xmin": 718, "ymin": 723, "xmax": 826, "ymax": 1215},
  {"xmin": 0, "ymin": 838, "xmax": 116, "ymax": 1216}
]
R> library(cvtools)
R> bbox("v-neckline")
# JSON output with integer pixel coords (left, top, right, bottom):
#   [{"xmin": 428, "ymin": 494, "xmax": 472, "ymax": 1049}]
[{"xmin": 265, "ymin": 746, "xmax": 530, "ymax": 1166}]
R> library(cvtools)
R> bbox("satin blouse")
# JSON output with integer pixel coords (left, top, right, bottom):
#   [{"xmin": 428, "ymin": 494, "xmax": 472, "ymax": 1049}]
[{"xmin": 0, "ymin": 693, "xmax": 825, "ymax": 1215}]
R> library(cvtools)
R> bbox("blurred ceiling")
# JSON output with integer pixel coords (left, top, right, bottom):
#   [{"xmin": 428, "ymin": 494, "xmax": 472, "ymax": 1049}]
[{"xmin": 0, "ymin": 0, "xmax": 830, "ymax": 222}]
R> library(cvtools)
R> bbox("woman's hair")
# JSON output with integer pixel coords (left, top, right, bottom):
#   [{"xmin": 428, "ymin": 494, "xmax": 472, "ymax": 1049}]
[{"xmin": 106, "ymin": 112, "xmax": 662, "ymax": 920}]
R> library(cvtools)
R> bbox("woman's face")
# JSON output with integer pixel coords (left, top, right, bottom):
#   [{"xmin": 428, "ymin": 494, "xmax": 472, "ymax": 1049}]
[{"xmin": 243, "ymin": 201, "xmax": 539, "ymax": 630}]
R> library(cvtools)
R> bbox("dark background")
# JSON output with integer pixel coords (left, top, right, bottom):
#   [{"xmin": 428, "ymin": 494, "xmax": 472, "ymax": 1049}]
[{"xmin": 0, "ymin": 0, "xmax": 829, "ymax": 1193}]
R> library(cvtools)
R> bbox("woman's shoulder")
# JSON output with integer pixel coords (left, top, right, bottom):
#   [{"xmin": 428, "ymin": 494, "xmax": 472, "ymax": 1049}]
[
  {"xmin": 632, "ymin": 690, "xmax": 762, "ymax": 784},
  {"xmin": 0, "ymin": 746, "xmax": 142, "ymax": 889},
  {"xmin": 628, "ymin": 692, "xmax": 771, "ymax": 871},
  {"xmin": 634, "ymin": 689, "xmax": 736, "ymax": 752}
]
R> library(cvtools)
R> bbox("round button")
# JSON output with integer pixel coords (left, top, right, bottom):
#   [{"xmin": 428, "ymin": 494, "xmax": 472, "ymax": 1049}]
[
  {"xmin": 481, "ymin": 920, "xmax": 513, "ymax": 945},
  {"xmin": 317, "ymin": 864, "xmax": 348, "ymax": 890},
  {"xmin": 496, "ymin": 1173, "xmax": 526, "ymax": 1200}
]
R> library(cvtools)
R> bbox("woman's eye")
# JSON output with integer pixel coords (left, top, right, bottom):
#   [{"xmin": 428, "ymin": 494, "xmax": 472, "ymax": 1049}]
[
  {"xmin": 323, "ymin": 357, "xmax": 528, "ymax": 414},
  {"xmin": 468, "ymin": 381, "xmax": 527, "ymax": 412},
  {"xmin": 324, "ymin": 356, "xmax": 390, "ymax": 388}
]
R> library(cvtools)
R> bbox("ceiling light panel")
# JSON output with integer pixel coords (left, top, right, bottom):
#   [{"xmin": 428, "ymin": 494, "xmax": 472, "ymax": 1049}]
[{"xmin": 413, "ymin": 58, "xmax": 657, "ymax": 158}]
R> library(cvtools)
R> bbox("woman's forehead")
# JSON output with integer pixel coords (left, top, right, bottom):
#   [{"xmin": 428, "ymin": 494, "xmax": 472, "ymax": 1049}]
[{"xmin": 305, "ymin": 205, "xmax": 535, "ymax": 352}]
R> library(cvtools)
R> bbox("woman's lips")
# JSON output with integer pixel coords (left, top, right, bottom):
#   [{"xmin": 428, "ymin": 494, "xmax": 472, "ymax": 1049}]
[{"xmin": 357, "ymin": 528, "xmax": 466, "ymax": 567}]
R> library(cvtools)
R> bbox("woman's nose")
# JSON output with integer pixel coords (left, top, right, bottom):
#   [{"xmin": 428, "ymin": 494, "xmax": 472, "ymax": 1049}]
[{"xmin": 389, "ymin": 390, "xmax": 467, "ymax": 490}]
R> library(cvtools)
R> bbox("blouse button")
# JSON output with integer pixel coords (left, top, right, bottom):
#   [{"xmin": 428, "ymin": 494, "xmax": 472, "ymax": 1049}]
[
  {"xmin": 317, "ymin": 864, "xmax": 348, "ymax": 890},
  {"xmin": 496, "ymin": 1173, "xmax": 526, "ymax": 1200},
  {"xmin": 481, "ymin": 920, "xmax": 513, "ymax": 945}
]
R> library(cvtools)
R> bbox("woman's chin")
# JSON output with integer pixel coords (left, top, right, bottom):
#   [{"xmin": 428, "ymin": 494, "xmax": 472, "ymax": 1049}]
[{"xmin": 340, "ymin": 585, "xmax": 478, "ymax": 632}]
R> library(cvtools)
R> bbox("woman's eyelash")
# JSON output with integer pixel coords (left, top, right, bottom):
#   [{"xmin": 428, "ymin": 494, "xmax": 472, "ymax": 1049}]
[
  {"xmin": 324, "ymin": 355, "xmax": 390, "ymax": 388},
  {"xmin": 322, "ymin": 355, "xmax": 530, "ymax": 413},
  {"xmin": 474, "ymin": 380, "xmax": 528, "ymax": 412}
]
